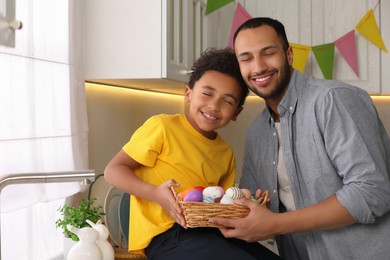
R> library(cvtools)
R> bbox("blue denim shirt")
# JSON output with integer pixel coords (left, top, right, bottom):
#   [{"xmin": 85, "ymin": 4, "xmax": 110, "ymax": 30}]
[{"xmin": 240, "ymin": 70, "xmax": 390, "ymax": 260}]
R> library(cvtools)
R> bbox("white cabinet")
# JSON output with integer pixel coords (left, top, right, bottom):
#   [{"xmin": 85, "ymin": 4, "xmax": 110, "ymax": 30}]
[
  {"xmin": 85, "ymin": 0, "xmax": 209, "ymax": 94},
  {"xmin": 212, "ymin": 0, "xmax": 389, "ymax": 94}
]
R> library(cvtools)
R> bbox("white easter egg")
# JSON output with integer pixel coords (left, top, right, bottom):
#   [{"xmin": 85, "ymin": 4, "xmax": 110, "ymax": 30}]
[
  {"xmin": 202, "ymin": 186, "xmax": 224, "ymax": 199},
  {"xmin": 225, "ymin": 187, "xmax": 244, "ymax": 199},
  {"xmin": 220, "ymin": 195, "xmax": 234, "ymax": 204}
]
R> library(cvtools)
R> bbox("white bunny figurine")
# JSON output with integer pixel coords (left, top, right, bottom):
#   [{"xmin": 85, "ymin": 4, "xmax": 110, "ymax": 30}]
[
  {"xmin": 67, "ymin": 224, "xmax": 102, "ymax": 260},
  {"xmin": 87, "ymin": 219, "xmax": 115, "ymax": 260}
]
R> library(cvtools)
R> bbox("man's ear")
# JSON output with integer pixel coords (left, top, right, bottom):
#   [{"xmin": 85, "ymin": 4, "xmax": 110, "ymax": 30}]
[
  {"xmin": 287, "ymin": 46, "xmax": 293, "ymax": 66},
  {"xmin": 184, "ymin": 85, "xmax": 191, "ymax": 103},
  {"xmin": 232, "ymin": 106, "xmax": 244, "ymax": 121}
]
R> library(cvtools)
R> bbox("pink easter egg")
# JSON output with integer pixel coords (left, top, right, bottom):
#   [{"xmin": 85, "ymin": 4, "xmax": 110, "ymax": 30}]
[
  {"xmin": 241, "ymin": 188, "xmax": 252, "ymax": 199},
  {"xmin": 183, "ymin": 189, "xmax": 203, "ymax": 202}
]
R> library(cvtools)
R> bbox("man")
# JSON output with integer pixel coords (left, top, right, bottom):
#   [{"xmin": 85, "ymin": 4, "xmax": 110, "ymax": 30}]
[{"xmin": 210, "ymin": 17, "xmax": 390, "ymax": 260}]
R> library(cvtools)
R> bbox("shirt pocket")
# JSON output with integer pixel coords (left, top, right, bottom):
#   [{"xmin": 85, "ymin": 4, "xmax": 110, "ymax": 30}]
[{"xmin": 295, "ymin": 133, "xmax": 322, "ymax": 184}]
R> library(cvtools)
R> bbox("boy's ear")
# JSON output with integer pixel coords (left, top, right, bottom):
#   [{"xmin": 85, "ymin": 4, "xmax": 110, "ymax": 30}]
[
  {"xmin": 232, "ymin": 106, "xmax": 244, "ymax": 121},
  {"xmin": 184, "ymin": 85, "xmax": 191, "ymax": 103}
]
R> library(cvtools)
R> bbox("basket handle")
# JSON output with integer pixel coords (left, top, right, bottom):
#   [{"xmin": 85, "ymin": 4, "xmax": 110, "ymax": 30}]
[
  {"xmin": 170, "ymin": 186, "xmax": 179, "ymax": 202},
  {"xmin": 258, "ymin": 190, "xmax": 270, "ymax": 207}
]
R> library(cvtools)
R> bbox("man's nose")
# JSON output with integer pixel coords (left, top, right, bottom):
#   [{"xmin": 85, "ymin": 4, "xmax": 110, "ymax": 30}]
[{"xmin": 253, "ymin": 56, "xmax": 268, "ymax": 73}]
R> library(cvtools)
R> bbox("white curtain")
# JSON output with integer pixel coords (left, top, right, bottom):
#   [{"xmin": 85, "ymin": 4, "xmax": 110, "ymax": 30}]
[{"xmin": 0, "ymin": 0, "xmax": 88, "ymax": 259}]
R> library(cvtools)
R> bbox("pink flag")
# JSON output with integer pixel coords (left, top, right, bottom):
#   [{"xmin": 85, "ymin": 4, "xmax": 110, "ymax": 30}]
[
  {"xmin": 228, "ymin": 3, "xmax": 252, "ymax": 48},
  {"xmin": 334, "ymin": 30, "xmax": 359, "ymax": 77}
]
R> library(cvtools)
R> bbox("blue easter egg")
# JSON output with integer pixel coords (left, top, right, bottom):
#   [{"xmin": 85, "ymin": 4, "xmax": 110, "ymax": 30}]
[{"xmin": 202, "ymin": 197, "xmax": 214, "ymax": 203}]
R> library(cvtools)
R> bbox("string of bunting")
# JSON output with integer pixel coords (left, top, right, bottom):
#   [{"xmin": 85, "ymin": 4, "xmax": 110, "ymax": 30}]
[{"xmin": 205, "ymin": 0, "xmax": 388, "ymax": 80}]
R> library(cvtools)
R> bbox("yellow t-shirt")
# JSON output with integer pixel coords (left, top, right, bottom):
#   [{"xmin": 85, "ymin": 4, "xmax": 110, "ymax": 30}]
[{"xmin": 122, "ymin": 114, "xmax": 236, "ymax": 252}]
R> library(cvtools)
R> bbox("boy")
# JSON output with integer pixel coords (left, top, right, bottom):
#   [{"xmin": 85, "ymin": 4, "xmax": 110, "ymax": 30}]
[{"xmin": 104, "ymin": 48, "xmax": 281, "ymax": 259}]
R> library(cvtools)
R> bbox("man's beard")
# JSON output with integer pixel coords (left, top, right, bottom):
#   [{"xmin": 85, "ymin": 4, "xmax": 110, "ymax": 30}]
[{"xmin": 250, "ymin": 59, "xmax": 292, "ymax": 99}]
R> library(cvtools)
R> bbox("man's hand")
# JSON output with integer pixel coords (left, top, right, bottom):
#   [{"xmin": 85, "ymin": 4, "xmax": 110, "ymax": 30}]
[{"xmin": 209, "ymin": 197, "xmax": 278, "ymax": 242}]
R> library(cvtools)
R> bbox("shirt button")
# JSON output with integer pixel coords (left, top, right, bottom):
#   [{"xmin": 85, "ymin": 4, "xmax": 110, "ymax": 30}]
[
  {"xmin": 272, "ymin": 161, "xmax": 276, "ymax": 165},
  {"xmin": 289, "ymin": 106, "xmax": 293, "ymax": 111},
  {"xmin": 273, "ymin": 132, "xmax": 276, "ymax": 136},
  {"xmin": 273, "ymin": 189, "xmax": 277, "ymax": 194}
]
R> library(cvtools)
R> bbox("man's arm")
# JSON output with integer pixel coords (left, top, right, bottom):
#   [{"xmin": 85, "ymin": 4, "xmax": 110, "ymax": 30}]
[{"xmin": 210, "ymin": 194, "xmax": 356, "ymax": 242}]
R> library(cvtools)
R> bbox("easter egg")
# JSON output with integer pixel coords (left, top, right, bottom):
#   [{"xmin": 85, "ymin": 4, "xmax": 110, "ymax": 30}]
[
  {"xmin": 194, "ymin": 186, "xmax": 205, "ymax": 192},
  {"xmin": 183, "ymin": 189, "xmax": 203, "ymax": 202},
  {"xmin": 179, "ymin": 187, "xmax": 196, "ymax": 201},
  {"xmin": 202, "ymin": 197, "xmax": 214, "ymax": 203},
  {"xmin": 220, "ymin": 195, "xmax": 234, "ymax": 204},
  {"xmin": 225, "ymin": 187, "xmax": 244, "ymax": 199},
  {"xmin": 202, "ymin": 186, "xmax": 224, "ymax": 199},
  {"xmin": 241, "ymin": 188, "xmax": 252, "ymax": 199}
]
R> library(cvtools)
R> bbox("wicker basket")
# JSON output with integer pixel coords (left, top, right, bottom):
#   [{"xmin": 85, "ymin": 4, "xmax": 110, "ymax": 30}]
[{"xmin": 171, "ymin": 187, "xmax": 270, "ymax": 228}]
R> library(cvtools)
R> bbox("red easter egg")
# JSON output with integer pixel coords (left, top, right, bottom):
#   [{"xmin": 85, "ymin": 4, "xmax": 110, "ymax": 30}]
[
  {"xmin": 183, "ymin": 189, "xmax": 203, "ymax": 202},
  {"xmin": 194, "ymin": 186, "xmax": 205, "ymax": 192}
]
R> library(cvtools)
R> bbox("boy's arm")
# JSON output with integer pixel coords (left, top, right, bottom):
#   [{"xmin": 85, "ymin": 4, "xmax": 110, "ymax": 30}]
[
  {"xmin": 105, "ymin": 149, "xmax": 157, "ymax": 199},
  {"xmin": 104, "ymin": 149, "xmax": 186, "ymax": 227}
]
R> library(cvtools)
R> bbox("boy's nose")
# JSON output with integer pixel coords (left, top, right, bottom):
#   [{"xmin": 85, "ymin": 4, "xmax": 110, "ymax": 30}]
[{"xmin": 208, "ymin": 99, "xmax": 221, "ymax": 111}]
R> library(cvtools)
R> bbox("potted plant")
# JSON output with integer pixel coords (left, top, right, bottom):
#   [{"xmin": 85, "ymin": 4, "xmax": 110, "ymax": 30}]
[{"xmin": 56, "ymin": 197, "xmax": 105, "ymax": 241}]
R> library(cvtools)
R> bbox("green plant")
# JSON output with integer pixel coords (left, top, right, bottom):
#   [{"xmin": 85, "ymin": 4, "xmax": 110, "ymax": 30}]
[{"xmin": 55, "ymin": 198, "xmax": 105, "ymax": 241}]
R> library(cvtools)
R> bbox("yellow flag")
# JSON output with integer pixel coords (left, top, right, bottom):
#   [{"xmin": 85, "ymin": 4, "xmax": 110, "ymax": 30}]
[
  {"xmin": 290, "ymin": 43, "xmax": 311, "ymax": 72},
  {"xmin": 355, "ymin": 9, "xmax": 388, "ymax": 53}
]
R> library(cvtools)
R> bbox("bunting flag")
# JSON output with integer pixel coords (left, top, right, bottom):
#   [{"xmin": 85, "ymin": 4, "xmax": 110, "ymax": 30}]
[
  {"xmin": 205, "ymin": 0, "xmax": 234, "ymax": 15},
  {"xmin": 312, "ymin": 43, "xmax": 335, "ymax": 80},
  {"xmin": 290, "ymin": 43, "xmax": 311, "ymax": 73},
  {"xmin": 355, "ymin": 9, "xmax": 388, "ymax": 53},
  {"xmin": 224, "ymin": 2, "xmax": 387, "ymax": 79},
  {"xmin": 228, "ymin": 3, "xmax": 252, "ymax": 48},
  {"xmin": 334, "ymin": 30, "xmax": 359, "ymax": 76}
]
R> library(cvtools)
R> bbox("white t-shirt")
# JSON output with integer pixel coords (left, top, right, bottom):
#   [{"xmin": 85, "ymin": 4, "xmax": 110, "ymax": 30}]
[{"xmin": 275, "ymin": 122, "xmax": 296, "ymax": 211}]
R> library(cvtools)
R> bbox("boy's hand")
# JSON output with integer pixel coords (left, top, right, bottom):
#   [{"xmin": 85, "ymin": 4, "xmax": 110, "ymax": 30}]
[{"xmin": 156, "ymin": 179, "xmax": 187, "ymax": 228}]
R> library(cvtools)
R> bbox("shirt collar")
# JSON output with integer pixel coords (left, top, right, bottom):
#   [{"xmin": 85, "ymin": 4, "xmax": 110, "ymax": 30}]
[
  {"xmin": 278, "ymin": 70, "xmax": 301, "ymax": 118},
  {"xmin": 264, "ymin": 70, "xmax": 301, "ymax": 123}
]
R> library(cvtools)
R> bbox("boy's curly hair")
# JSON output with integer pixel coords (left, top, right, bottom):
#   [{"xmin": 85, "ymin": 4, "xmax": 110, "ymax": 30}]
[{"xmin": 188, "ymin": 48, "xmax": 249, "ymax": 108}]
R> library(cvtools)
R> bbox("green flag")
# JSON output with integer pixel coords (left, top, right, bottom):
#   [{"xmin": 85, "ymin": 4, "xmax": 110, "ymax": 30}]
[
  {"xmin": 205, "ymin": 0, "xmax": 234, "ymax": 15},
  {"xmin": 312, "ymin": 43, "xmax": 335, "ymax": 80}
]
